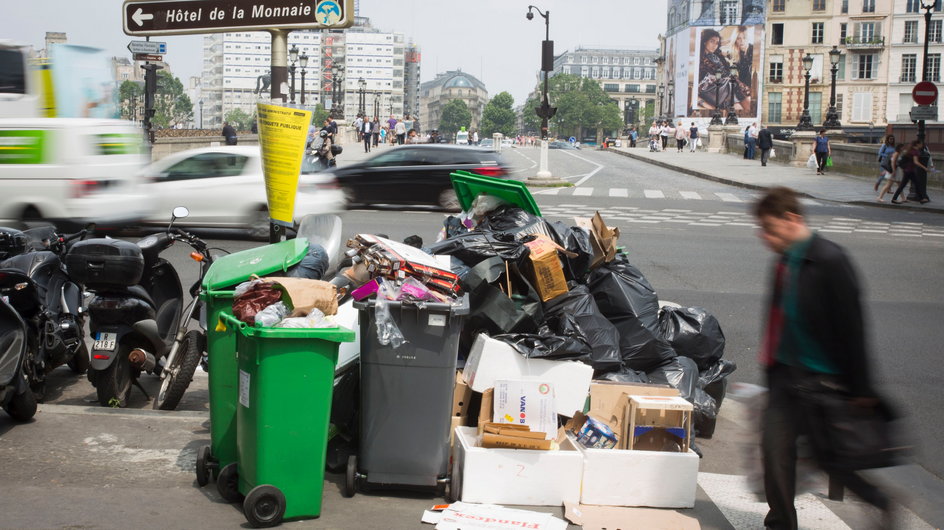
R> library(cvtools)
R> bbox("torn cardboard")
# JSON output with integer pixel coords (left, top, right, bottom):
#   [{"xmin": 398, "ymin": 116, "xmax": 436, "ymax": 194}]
[
  {"xmin": 453, "ymin": 371, "xmax": 473, "ymax": 418},
  {"xmin": 523, "ymin": 235, "xmax": 569, "ymax": 302},
  {"xmin": 574, "ymin": 211, "xmax": 620, "ymax": 270},
  {"xmin": 563, "ymin": 502, "xmax": 700, "ymax": 530}
]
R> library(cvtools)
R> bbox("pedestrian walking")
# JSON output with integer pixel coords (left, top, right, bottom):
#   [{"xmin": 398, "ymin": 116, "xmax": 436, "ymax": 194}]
[
  {"xmin": 648, "ymin": 121, "xmax": 660, "ymax": 152},
  {"xmin": 380, "ymin": 125, "xmax": 387, "ymax": 145},
  {"xmin": 688, "ymin": 122, "xmax": 699, "ymax": 152},
  {"xmin": 813, "ymin": 129, "xmax": 830, "ymax": 175},
  {"xmin": 629, "ymin": 126, "xmax": 638, "ymax": 148},
  {"xmin": 877, "ymin": 143, "xmax": 905, "ymax": 202},
  {"xmin": 222, "ymin": 122, "xmax": 238, "ymax": 145},
  {"xmin": 758, "ymin": 124, "xmax": 774, "ymax": 166},
  {"xmin": 674, "ymin": 121, "xmax": 688, "ymax": 152},
  {"xmin": 395, "ymin": 119, "xmax": 406, "ymax": 145},
  {"xmin": 406, "ymin": 129, "xmax": 420, "ymax": 144},
  {"xmin": 660, "ymin": 121, "xmax": 671, "ymax": 151},
  {"xmin": 372, "ymin": 117, "xmax": 380, "ymax": 147},
  {"xmin": 743, "ymin": 125, "xmax": 752, "ymax": 159},
  {"xmin": 754, "ymin": 186, "xmax": 895, "ymax": 530},
  {"xmin": 472, "ymin": 130, "xmax": 479, "ymax": 146},
  {"xmin": 746, "ymin": 122, "xmax": 759, "ymax": 159},
  {"xmin": 891, "ymin": 139, "xmax": 930, "ymax": 204},
  {"xmin": 875, "ymin": 135, "xmax": 897, "ymax": 191},
  {"xmin": 387, "ymin": 114, "xmax": 398, "ymax": 132},
  {"xmin": 361, "ymin": 118, "xmax": 373, "ymax": 153}
]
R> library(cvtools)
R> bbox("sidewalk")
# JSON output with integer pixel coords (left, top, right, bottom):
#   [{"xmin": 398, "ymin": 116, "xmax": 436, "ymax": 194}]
[{"xmin": 609, "ymin": 147, "xmax": 944, "ymax": 214}]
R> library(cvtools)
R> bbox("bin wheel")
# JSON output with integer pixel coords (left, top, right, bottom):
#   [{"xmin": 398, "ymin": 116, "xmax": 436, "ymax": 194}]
[
  {"xmin": 343, "ymin": 455, "xmax": 357, "ymax": 498},
  {"xmin": 243, "ymin": 485, "xmax": 285, "ymax": 528},
  {"xmin": 195, "ymin": 446, "xmax": 212, "ymax": 487},
  {"xmin": 217, "ymin": 463, "xmax": 241, "ymax": 503}
]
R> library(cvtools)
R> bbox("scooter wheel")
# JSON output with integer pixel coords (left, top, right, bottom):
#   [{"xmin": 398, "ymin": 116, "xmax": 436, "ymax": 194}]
[
  {"xmin": 217, "ymin": 463, "xmax": 241, "ymax": 503},
  {"xmin": 343, "ymin": 454, "xmax": 357, "ymax": 498},
  {"xmin": 195, "ymin": 446, "xmax": 211, "ymax": 487},
  {"xmin": 243, "ymin": 485, "xmax": 285, "ymax": 528}
]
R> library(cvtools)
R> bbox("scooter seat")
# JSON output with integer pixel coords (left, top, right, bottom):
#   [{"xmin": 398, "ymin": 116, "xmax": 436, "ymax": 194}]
[{"xmin": 126, "ymin": 285, "xmax": 156, "ymax": 308}]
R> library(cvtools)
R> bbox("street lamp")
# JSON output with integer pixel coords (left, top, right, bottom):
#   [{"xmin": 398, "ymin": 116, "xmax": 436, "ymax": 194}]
[
  {"xmin": 823, "ymin": 46, "xmax": 842, "ymax": 128},
  {"xmin": 373, "ymin": 92, "xmax": 380, "ymax": 119},
  {"xmin": 725, "ymin": 64, "xmax": 739, "ymax": 124},
  {"xmin": 330, "ymin": 66, "xmax": 344, "ymax": 119},
  {"xmin": 918, "ymin": 0, "xmax": 936, "ymax": 142},
  {"xmin": 526, "ymin": 4, "xmax": 559, "ymax": 183},
  {"xmin": 657, "ymin": 85, "xmax": 665, "ymax": 121},
  {"xmin": 298, "ymin": 53, "xmax": 309, "ymax": 106},
  {"xmin": 288, "ymin": 44, "xmax": 299, "ymax": 104},
  {"xmin": 667, "ymin": 79, "xmax": 675, "ymax": 118},
  {"xmin": 357, "ymin": 78, "xmax": 366, "ymax": 116},
  {"xmin": 796, "ymin": 53, "xmax": 815, "ymax": 130},
  {"xmin": 199, "ymin": 99, "xmax": 203, "ymax": 129}
]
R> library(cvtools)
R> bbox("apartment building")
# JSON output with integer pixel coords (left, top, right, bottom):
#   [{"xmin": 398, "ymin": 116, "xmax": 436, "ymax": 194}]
[
  {"xmin": 418, "ymin": 70, "xmax": 488, "ymax": 132},
  {"xmin": 887, "ymin": 0, "xmax": 944, "ymax": 122}
]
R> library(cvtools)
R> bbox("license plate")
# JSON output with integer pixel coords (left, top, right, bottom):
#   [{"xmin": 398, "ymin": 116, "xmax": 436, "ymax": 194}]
[{"xmin": 93, "ymin": 332, "xmax": 118, "ymax": 351}]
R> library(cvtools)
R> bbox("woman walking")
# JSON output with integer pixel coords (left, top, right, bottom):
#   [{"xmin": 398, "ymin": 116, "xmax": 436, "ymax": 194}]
[
  {"xmin": 660, "ymin": 121, "xmax": 672, "ymax": 152},
  {"xmin": 814, "ymin": 129, "xmax": 831, "ymax": 175},
  {"xmin": 875, "ymin": 135, "xmax": 897, "ymax": 191},
  {"xmin": 892, "ymin": 140, "xmax": 929, "ymax": 204},
  {"xmin": 877, "ymin": 143, "xmax": 905, "ymax": 202},
  {"xmin": 675, "ymin": 121, "xmax": 688, "ymax": 152}
]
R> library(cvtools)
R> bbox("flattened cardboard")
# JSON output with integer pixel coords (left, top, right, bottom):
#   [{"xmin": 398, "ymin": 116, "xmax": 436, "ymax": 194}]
[
  {"xmin": 481, "ymin": 432, "xmax": 554, "ymax": 450},
  {"xmin": 563, "ymin": 502, "xmax": 700, "ymax": 530},
  {"xmin": 574, "ymin": 212, "xmax": 620, "ymax": 270},
  {"xmin": 493, "ymin": 379, "xmax": 557, "ymax": 439},
  {"xmin": 476, "ymin": 388, "xmax": 494, "ymax": 436},
  {"xmin": 523, "ymin": 236, "xmax": 569, "ymax": 302}
]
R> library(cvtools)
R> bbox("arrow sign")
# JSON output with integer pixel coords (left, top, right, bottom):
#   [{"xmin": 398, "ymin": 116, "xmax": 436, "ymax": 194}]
[
  {"xmin": 128, "ymin": 40, "xmax": 167, "ymax": 54},
  {"xmin": 913, "ymin": 81, "xmax": 938, "ymax": 105},
  {"xmin": 132, "ymin": 7, "xmax": 154, "ymax": 26}
]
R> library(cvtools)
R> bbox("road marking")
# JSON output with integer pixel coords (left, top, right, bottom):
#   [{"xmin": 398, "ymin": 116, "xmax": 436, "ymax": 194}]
[
  {"xmin": 534, "ymin": 188, "xmax": 562, "ymax": 195},
  {"xmin": 679, "ymin": 191, "xmax": 702, "ymax": 200},
  {"xmin": 558, "ymin": 204, "xmax": 584, "ymax": 207},
  {"xmin": 644, "ymin": 189, "xmax": 665, "ymax": 199},
  {"xmin": 624, "ymin": 219, "xmax": 661, "ymax": 223},
  {"xmin": 926, "ymin": 233, "xmax": 944, "ymax": 237},
  {"xmin": 855, "ymin": 229, "xmax": 887, "ymax": 233},
  {"xmin": 572, "ymin": 187, "xmax": 594, "ymax": 196},
  {"xmin": 715, "ymin": 192, "xmax": 743, "ymax": 203},
  {"xmin": 662, "ymin": 208, "xmax": 692, "ymax": 212},
  {"xmin": 727, "ymin": 222, "xmax": 757, "ymax": 227},
  {"xmin": 609, "ymin": 188, "xmax": 629, "ymax": 197},
  {"xmin": 560, "ymin": 150, "xmax": 605, "ymax": 187},
  {"xmin": 689, "ymin": 222, "xmax": 723, "ymax": 226},
  {"xmin": 820, "ymin": 229, "xmax": 853, "ymax": 233}
]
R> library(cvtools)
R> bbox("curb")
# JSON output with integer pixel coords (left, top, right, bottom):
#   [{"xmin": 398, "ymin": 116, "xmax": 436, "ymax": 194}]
[
  {"xmin": 608, "ymin": 149, "xmax": 944, "ymax": 215},
  {"xmin": 37, "ymin": 403, "xmax": 209, "ymax": 420}
]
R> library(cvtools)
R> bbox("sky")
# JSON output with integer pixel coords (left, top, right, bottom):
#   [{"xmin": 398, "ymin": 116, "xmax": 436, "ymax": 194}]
[{"xmin": 4, "ymin": 0, "xmax": 666, "ymax": 105}]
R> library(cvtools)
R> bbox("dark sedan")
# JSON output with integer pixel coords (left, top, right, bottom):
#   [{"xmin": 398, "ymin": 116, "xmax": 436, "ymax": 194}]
[
  {"xmin": 328, "ymin": 145, "xmax": 510, "ymax": 210},
  {"xmin": 548, "ymin": 140, "xmax": 579, "ymax": 150}
]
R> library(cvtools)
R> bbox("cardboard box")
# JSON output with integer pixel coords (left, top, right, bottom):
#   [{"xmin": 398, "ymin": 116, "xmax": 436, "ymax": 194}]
[
  {"xmin": 563, "ymin": 502, "xmax": 700, "ymax": 530},
  {"xmin": 452, "ymin": 371, "xmax": 473, "ymax": 419},
  {"xmin": 586, "ymin": 382, "xmax": 679, "ymax": 450},
  {"xmin": 476, "ymin": 388, "xmax": 494, "ymax": 436},
  {"xmin": 493, "ymin": 379, "xmax": 557, "ymax": 439},
  {"xmin": 571, "ymin": 434, "xmax": 700, "ymax": 508},
  {"xmin": 464, "ymin": 334, "xmax": 594, "ymax": 417},
  {"xmin": 627, "ymin": 395, "xmax": 693, "ymax": 452},
  {"xmin": 453, "ymin": 426, "xmax": 583, "ymax": 506},
  {"xmin": 574, "ymin": 212, "xmax": 620, "ymax": 270},
  {"xmin": 523, "ymin": 235, "xmax": 569, "ymax": 302}
]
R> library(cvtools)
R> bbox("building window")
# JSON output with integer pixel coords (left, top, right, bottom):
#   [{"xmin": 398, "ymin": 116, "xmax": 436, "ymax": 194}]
[
  {"xmin": 720, "ymin": 0, "xmax": 740, "ymax": 24},
  {"xmin": 634, "ymin": 57, "xmax": 640, "ymax": 65},
  {"xmin": 767, "ymin": 92, "xmax": 782, "ymax": 123},
  {"xmin": 592, "ymin": 56, "xmax": 599, "ymax": 64},
  {"xmin": 591, "ymin": 66, "xmax": 599, "ymax": 78},
  {"xmin": 634, "ymin": 67, "xmax": 642, "ymax": 79},
  {"xmin": 813, "ymin": 0, "xmax": 826, "ymax": 11},
  {"xmin": 604, "ymin": 83, "xmax": 619, "ymax": 92},
  {"xmin": 602, "ymin": 56, "xmax": 609, "ymax": 64},
  {"xmin": 836, "ymin": 94, "xmax": 844, "ymax": 118},
  {"xmin": 904, "ymin": 21, "xmax": 918, "ymax": 43},
  {"xmin": 613, "ymin": 68, "xmax": 621, "ymax": 79},
  {"xmin": 769, "ymin": 57, "xmax": 784, "ymax": 82},
  {"xmin": 626, "ymin": 84, "xmax": 640, "ymax": 92},
  {"xmin": 862, "ymin": 0, "xmax": 875, "ymax": 12},
  {"xmin": 646, "ymin": 85, "xmax": 656, "ymax": 93},
  {"xmin": 857, "ymin": 22, "xmax": 876, "ymax": 42},
  {"xmin": 581, "ymin": 56, "xmax": 588, "ymax": 64},
  {"xmin": 645, "ymin": 69, "xmax": 654, "ymax": 80},
  {"xmin": 773, "ymin": 0, "xmax": 785, "ymax": 11},
  {"xmin": 854, "ymin": 54, "xmax": 876, "ymax": 79},
  {"xmin": 809, "ymin": 92, "xmax": 823, "ymax": 124},
  {"xmin": 901, "ymin": 54, "xmax": 917, "ymax": 82},
  {"xmin": 581, "ymin": 66, "xmax": 589, "ymax": 77},
  {"xmin": 837, "ymin": 53, "xmax": 846, "ymax": 80},
  {"xmin": 566, "ymin": 55, "xmax": 574, "ymax": 63},
  {"xmin": 841, "ymin": 0, "xmax": 849, "ymax": 12},
  {"xmin": 851, "ymin": 92, "xmax": 872, "ymax": 121},
  {"xmin": 930, "ymin": 53, "xmax": 942, "ymax": 81},
  {"xmin": 812, "ymin": 22, "xmax": 824, "ymax": 44},
  {"xmin": 602, "ymin": 67, "xmax": 610, "ymax": 78},
  {"xmin": 772, "ymin": 24, "xmax": 784, "ymax": 45},
  {"xmin": 840, "ymin": 23, "xmax": 847, "ymax": 41},
  {"xmin": 932, "ymin": 20, "xmax": 943, "ymax": 42}
]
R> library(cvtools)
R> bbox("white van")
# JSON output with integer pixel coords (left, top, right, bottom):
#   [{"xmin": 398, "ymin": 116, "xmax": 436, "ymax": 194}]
[
  {"xmin": 0, "ymin": 118, "xmax": 151, "ymax": 228},
  {"xmin": 455, "ymin": 130, "xmax": 469, "ymax": 145}
]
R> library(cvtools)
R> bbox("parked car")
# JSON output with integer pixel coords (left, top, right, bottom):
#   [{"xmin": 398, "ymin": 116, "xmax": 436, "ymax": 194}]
[
  {"xmin": 500, "ymin": 138, "xmax": 515, "ymax": 149},
  {"xmin": 455, "ymin": 130, "xmax": 470, "ymax": 145},
  {"xmin": 479, "ymin": 138, "xmax": 494, "ymax": 148},
  {"xmin": 548, "ymin": 141, "xmax": 579, "ymax": 150},
  {"xmin": 325, "ymin": 145, "xmax": 510, "ymax": 210},
  {"xmin": 138, "ymin": 146, "xmax": 345, "ymax": 239}
]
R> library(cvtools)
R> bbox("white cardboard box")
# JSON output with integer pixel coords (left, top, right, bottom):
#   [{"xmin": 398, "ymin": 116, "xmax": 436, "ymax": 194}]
[
  {"xmin": 453, "ymin": 427, "xmax": 583, "ymax": 506},
  {"xmin": 463, "ymin": 334, "xmax": 593, "ymax": 417},
  {"xmin": 571, "ymin": 434, "xmax": 700, "ymax": 508},
  {"xmin": 492, "ymin": 379, "xmax": 558, "ymax": 438}
]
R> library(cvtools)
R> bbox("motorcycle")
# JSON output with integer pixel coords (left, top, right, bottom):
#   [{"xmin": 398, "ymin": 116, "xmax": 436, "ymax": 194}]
[
  {"xmin": 0, "ymin": 297, "xmax": 37, "ymax": 422},
  {"xmin": 74, "ymin": 207, "xmax": 224, "ymax": 409},
  {"xmin": 306, "ymin": 130, "xmax": 341, "ymax": 171},
  {"xmin": 0, "ymin": 225, "xmax": 91, "ymax": 400}
]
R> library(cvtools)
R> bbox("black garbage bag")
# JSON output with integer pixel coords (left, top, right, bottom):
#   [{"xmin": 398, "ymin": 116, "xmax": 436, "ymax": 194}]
[
  {"xmin": 443, "ymin": 215, "xmax": 471, "ymax": 239},
  {"xmin": 588, "ymin": 253, "xmax": 677, "ymax": 372},
  {"xmin": 427, "ymin": 231, "xmax": 528, "ymax": 266},
  {"xmin": 698, "ymin": 358, "xmax": 737, "ymax": 409},
  {"xmin": 477, "ymin": 207, "xmax": 550, "ymax": 239},
  {"xmin": 647, "ymin": 356, "xmax": 719, "ymax": 439},
  {"xmin": 596, "ymin": 366, "xmax": 651, "ymax": 384},
  {"xmin": 545, "ymin": 221, "xmax": 594, "ymax": 283},
  {"xmin": 659, "ymin": 306, "xmax": 726, "ymax": 371},
  {"xmin": 497, "ymin": 285, "xmax": 622, "ymax": 372}
]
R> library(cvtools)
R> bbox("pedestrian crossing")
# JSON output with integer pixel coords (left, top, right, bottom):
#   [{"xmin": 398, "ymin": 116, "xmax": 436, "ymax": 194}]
[{"xmin": 532, "ymin": 187, "xmax": 818, "ymax": 205}]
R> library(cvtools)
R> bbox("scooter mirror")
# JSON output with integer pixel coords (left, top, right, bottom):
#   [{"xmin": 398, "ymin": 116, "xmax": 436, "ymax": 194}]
[{"xmin": 172, "ymin": 206, "xmax": 190, "ymax": 219}]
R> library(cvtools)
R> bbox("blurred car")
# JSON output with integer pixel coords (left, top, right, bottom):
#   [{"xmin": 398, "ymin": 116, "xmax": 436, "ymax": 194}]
[
  {"xmin": 548, "ymin": 141, "xmax": 579, "ymax": 150},
  {"xmin": 455, "ymin": 130, "xmax": 470, "ymax": 145},
  {"xmin": 479, "ymin": 138, "xmax": 494, "ymax": 148},
  {"xmin": 325, "ymin": 144, "xmax": 509, "ymax": 210},
  {"xmin": 138, "ymin": 146, "xmax": 345, "ymax": 239},
  {"xmin": 500, "ymin": 138, "xmax": 515, "ymax": 149}
]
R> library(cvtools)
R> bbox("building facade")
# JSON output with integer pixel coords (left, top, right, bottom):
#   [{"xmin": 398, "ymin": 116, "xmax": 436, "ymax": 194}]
[
  {"xmin": 403, "ymin": 42, "xmax": 422, "ymax": 119},
  {"xmin": 552, "ymin": 47, "xmax": 662, "ymax": 128},
  {"xmin": 418, "ymin": 70, "xmax": 488, "ymax": 133},
  {"xmin": 888, "ymin": 0, "xmax": 944, "ymax": 123}
]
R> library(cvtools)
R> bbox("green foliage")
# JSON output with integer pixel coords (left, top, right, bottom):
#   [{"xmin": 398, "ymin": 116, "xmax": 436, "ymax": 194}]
[
  {"xmin": 118, "ymin": 80, "xmax": 143, "ymax": 121},
  {"xmin": 224, "ymin": 108, "xmax": 254, "ymax": 131},
  {"xmin": 480, "ymin": 91, "xmax": 517, "ymax": 137},
  {"xmin": 439, "ymin": 99, "xmax": 472, "ymax": 137},
  {"xmin": 152, "ymin": 70, "xmax": 193, "ymax": 128},
  {"xmin": 310, "ymin": 104, "xmax": 329, "ymax": 129},
  {"xmin": 520, "ymin": 74, "xmax": 623, "ymax": 138}
]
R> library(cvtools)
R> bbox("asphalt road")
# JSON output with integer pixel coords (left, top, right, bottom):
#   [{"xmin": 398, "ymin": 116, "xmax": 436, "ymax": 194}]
[{"xmin": 8, "ymin": 146, "xmax": 944, "ymax": 528}]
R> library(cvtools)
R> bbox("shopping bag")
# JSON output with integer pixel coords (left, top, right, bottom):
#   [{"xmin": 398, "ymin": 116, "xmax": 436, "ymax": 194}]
[
  {"xmin": 826, "ymin": 156, "xmax": 834, "ymax": 168},
  {"xmin": 806, "ymin": 154, "xmax": 817, "ymax": 169},
  {"xmin": 770, "ymin": 148, "xmax": 776, "ymax": 159}
]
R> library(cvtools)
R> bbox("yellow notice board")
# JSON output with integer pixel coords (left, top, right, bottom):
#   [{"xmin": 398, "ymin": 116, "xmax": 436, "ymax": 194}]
[{"xmin": 256, "ymin": 103, "xmax": 313, "ymax": 226}]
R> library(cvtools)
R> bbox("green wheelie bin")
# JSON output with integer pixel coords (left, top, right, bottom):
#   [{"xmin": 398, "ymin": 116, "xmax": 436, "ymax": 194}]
[
  {"xmin": 194, "ymin": 239, "xmax": 311, "ymax": 487},
  {"xmin": 217, "ymin": 314, "xmax": 354, "ymax": 528}
]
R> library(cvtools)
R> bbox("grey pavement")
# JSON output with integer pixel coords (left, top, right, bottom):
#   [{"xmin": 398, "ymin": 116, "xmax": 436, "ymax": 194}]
[{"xmin": 607, "ymin": 146, "xmax": 944, "ymax": 214}]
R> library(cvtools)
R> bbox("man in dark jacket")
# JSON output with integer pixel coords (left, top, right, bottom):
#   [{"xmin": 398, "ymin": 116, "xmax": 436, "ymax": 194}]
[
  {"xmin": 758, "ymin": 125, "xmax": 774, "ymax": 166},
  {"xmin": 754, "ymin": 187, "xmax": 891, "ymax": 530},
  {"xmin": 222, "ymin": 122, "xmax": 237, "ymax": 145}
]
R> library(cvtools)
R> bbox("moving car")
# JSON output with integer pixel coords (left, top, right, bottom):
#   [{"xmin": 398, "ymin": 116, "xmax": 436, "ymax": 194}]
[
  {"xmin": 455, "ymin": 130, "xmax": 469, "ymax": 145},
  {"xmin": 500, "ymin": 138, "xmax": 515, "ymax": 149},
  {"xmin": 326, "ymin": 144, "xmax": 509, "ymax": 210},
  {"xmin": 138, "ymin": 146, "xmax": 345, "ymax": 239},
  {"xmin": 479, "ymin": 138, "xmax": 494, "ymax": 148},
  {"xmin": 548, "ymin": 141, "xmax": 579, "ymax": 150}
]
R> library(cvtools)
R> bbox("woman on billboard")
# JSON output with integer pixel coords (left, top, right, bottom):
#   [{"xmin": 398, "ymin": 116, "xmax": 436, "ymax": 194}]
[{"xmin": 697, "ymin": 28, "xmax": 751, "ymax": 113}]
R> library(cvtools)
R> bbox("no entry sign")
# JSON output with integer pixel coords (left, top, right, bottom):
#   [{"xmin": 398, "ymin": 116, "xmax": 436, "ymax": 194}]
[{"xmin": 913, "ymin": 81, "xmax": 939, "ymax": 105}]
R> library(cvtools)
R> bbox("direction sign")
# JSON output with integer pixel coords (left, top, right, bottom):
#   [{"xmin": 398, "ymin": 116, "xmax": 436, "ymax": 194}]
[
  {"xmin": 122, "ymin": 0, "xmax": 354, "ymax": 36},
  {"xmin": 910, "ymin": 105, "xmax": 939, "ymax": 121},
  {"xmin": 913, "ymin": 81, "xmax": 938, "ymax": 105},
  {"xmin": 133, "ymin": 53, "xmax": 164, "ymax": 62},
  {"xmin": 128, "ymin": 40, "xmax": 167, "ymax": 55}
]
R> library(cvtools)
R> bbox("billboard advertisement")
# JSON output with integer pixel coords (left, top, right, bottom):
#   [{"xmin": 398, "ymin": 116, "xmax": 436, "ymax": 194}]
[{"xmin": 50, "ymin": 45, "xmax": 118, "ymax": 119}]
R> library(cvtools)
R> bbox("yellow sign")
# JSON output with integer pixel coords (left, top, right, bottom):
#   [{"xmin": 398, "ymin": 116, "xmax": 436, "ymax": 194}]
[{"xmin": 256, "ymin": 103, "xmax": 313, "ymax": 226}]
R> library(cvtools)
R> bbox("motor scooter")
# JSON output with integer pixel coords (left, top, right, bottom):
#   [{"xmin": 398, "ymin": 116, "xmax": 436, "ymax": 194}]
[{"xmin": 0, "ymin": 297, "xmax": 37, "ymax": 422}]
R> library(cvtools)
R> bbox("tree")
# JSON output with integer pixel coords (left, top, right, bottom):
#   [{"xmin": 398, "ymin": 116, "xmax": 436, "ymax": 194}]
[
  {"xmin": 310, "ymin": 104, "xmax": 329, "ymax": 130},
  {"xmin": 480, "ymin": 92, "xmax": 517, "ymax": 137},
  {"xmin": 118, "ymin": 80, "xmax": 143, "ymax": 121},
  {"xmin": 439, "ymin": 99, "xmax": 472, "ymax": 138},
  {"xmin": 152, "ymin": 70, "xmax": 193, "ymax": 128},
  {"xmin": 520, "ymin": 74, "xmax": 622, "ymax": 139},
  {"xmin": 224, "ymin": 108, "xmax": 254, "ymax": 131}
]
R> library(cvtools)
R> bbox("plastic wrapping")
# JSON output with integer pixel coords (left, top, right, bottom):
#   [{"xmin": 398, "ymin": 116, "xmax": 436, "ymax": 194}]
[
  {"xmin": 374, "ymin": 282, "xmax": 406, "ymax": 348},
  {"xmin": 588, "ymin": 254, "xmax": 677, "ymax": 372},
  {"xmin": 497, "ymin": 285, "xmax": 622, "ymax": 372},
  {"xmin": 255, "ymin": 301, "xmax": 289, "ymax": 327},
  {"xmin": 596, "ymin": 366, "xmax": 651, "ymax": 384},
  {"xmin": 476, "ymin": 207, "xmax": 551, "ymax": 240},
  {"xmin": 232, "ymin": 280, "xmax": 284, "ymax": 324},
  {"xmin": 659, "ymin": 306, "xmax": 726, "ymax": 371},
  {"xmin": 545, "ymin": 221, "xmax": 594, "ymax": 283},
  {"xmin": 275, "ymin": 308, "xmax": 336, "ymax": 328},
  {"xmin": 698, "ymin": 358, "xmax": 737, "ymax": 409}
]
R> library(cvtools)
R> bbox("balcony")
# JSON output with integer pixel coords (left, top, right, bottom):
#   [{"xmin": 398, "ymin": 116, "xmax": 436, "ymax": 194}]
[
  {"xmin": 841, "ymin": 36, "xmax": 885, "ymax": 49},
  {"xmin": 768, "ymin": 77, "xmax": 784, "ymax": 84}
]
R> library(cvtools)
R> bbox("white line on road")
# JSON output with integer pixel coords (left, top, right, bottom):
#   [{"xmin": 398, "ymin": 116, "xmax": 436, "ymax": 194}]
[
  {"xmin": 854, "ymin": 229, "xmax": 887, "ymax": 233},
  {"xmin": 662, "ymin": 208, "xmax": 692, "ymax": 212},
  {"xmin": 572, "ymin": 187, "xmax": 594, "ymax": 196},
  {"xmin": 820, "ymin": 229, "xmax": 853, "ymax": 233},
  {"xmin": 689, "ymin": 222, "xmax": 723, "ymax": 226},
  {"xmin": 644, "ymin": 189, "xmax": 665, "ymax": 199},
  {"xmin": 534, "ymin": 188, "xmax": 562, "ymax": 195},
  {"xmin": 561, "ymin": 150, "xmax": 605, "ymax": 187},
  {"xmin": 715, "ymin": 192, "xmax": 744, "ymax": 203},
  {"xmin": 609, "ymin": 188, "xmax": 629, "ymax": 197},
  {"xmin": 679, "ymin": 191, "xmax": 702, "ymax": 200}
]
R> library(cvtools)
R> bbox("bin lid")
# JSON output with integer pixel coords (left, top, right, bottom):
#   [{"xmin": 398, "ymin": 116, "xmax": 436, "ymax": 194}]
[
  {"xmin": 203, "ymin": 238, "xmax": 310, "ymax": 292},
  {"xmin": 221, "ymin": 312, "xmax": 355, "ymax": 342},
  {"xmin": 450, "ymin": 170, "xmax": 542, "ymax": 216}
]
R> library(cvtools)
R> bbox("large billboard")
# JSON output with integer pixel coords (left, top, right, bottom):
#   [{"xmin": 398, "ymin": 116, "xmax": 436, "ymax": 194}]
[{"xmin": 49, "ymin": 45, "xmax": 119, "ymax": 119}]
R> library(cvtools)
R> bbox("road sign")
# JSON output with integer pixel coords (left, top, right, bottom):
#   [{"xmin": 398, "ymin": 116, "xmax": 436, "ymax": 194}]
[
  {"xmin": 913, "ymin": 81, "xmax": 938, "ymax": 105},
  {"xmin": 133, "ymin": 53, "xmax": 163, "ymax": 62},
  {"xmin": 122, "ymin": 0, "xmax": 354, "ymax": 36},
  {"xmin": 910, "ymin": 105, "xmax": 938, "ymax": 121},
  {"xmin": 128, "ymin": 40, "xmax": 167, "ymax": 55}
]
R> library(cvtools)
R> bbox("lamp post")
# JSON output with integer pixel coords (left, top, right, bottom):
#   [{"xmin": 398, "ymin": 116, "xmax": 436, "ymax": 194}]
[
  {"xmin": 823, "ymin": 46, "xmax": 842, "ymax": 128},
  {"xmin": 796, "ymin": 53, "xmax": 815, "ymax": 130},
  {"xmin": 526, "ymin": 4, "xmax": 559, "ymax": 183},
  {"xmin": 288, "ymin": 45, "xmax": 299, "ymax": 104},
  {"xmin": 357, "ymin": 78, "xmax": 366, "ymax": 116},
  {"xmin": 373, "ymin": 92, "xmax": 380, "ymax": 119},
  {"xmin": 298, "ymin": 53, "xmax": 309, "ymax": 106},
  {"xmin": 199, "ymin": 99, "xmax": 203, "ymax": 129},
  {"xmin": 724, "ymin": 64, "xmax": 739, "ymax": 124},
  {"xmin": 710, "ymin": 79, "xmax": 724, "ymax": 125},
  {"xmin": 918, "ymin": 0, "xmax": 936, "ymax": 142},
  {"xmin": 667, "ymin": 79, "xmax": 675, "ymax": 118},
  {"xmin": 330, "ymin": 66, "xmax": 344, "ymax": 119},
  {"xmin": 657, "ymin": 84, "xmax": 665, "ymax": 121}
]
